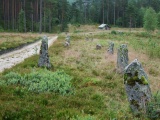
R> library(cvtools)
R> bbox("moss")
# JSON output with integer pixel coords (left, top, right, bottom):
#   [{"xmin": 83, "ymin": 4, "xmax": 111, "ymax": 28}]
[
  {"xmin": 141, "ymin": 76, "xmax": 148, "ymax": 85},
  {"xmin": 124, "ymin": 73, "xmax": 128, "ymax": 83},
  {"xmin": 124, "ymin": 71, "xmax": 148, "ymax": 85}
]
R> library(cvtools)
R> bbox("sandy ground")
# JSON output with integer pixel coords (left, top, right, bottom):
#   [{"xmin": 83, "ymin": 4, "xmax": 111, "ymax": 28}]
[{"xmin": 0, "ymin": 36, "xmax": 58, "ymax": 72}]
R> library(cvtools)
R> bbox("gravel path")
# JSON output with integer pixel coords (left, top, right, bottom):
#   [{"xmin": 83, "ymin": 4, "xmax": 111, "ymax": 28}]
[{"xmin": 0, "ymin": 36, "xmax": 58, "ymax": 72}]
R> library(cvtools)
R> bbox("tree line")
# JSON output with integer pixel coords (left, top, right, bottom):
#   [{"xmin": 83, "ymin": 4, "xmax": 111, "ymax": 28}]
[{"xmin": 0, "ymin": 0, "xmax": 160, "ymax": 32}]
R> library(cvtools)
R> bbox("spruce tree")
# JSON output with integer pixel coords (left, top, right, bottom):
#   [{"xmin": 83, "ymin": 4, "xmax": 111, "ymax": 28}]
[
  {"xmin": 18, "ymin": 9, "xmax": 25, "ymax": 32},
  {"xmin": 157, "ymin": 12, "xmax": 160, "ymax": 30},
  {"xmin": 144, "ymin": 7, "xmax": 157, "ymax": 31}
]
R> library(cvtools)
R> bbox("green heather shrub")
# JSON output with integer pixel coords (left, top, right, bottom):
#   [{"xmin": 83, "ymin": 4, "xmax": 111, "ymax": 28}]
[
  {"xmin": 146, "ymin": 91, "xmax": 160, "ymax": 119},
  {"xmin": 0, "ymin": 26, "xmax": 4, "ymax": 32},
  {"xmin": 1, "ymin": 69, "xmax": 74, "ymax": 95},
  {"xmin": 71, "ymin": 115, "xmax": 96, "ymax": 120},
  {"xmin": 135, "ymin": 32, "xmax": 151, "ymax": 38},
  {"xmin": 111, "ymin": 30, "xmax": 117, "ymax": 35}
]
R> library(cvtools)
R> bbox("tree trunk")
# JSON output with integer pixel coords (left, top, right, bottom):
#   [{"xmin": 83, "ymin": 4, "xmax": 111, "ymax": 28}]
[
  {"xmin": 4, "ymin": 0, "xmax": 6, "ymax": 30},
  {"xmin": 31, "ymin": 2, "xmax": 33, "ymax": 32},
  {"xmin": 43, "ymin": 2, "xmax": 46, "ymax": 32},
  {"xmin": 24, "ymin": 0, "xmax": 26, "ymax": 32},
  {"xmin": 129, "ymin": 16, "xmax": 132, "ymax": 32},
  {"xmin": 114, "ymin": 1, "xmax": 116, "ymax": 26},
  {"xmin": 49, "ymin": 10, "xmax": 51, "ymax": 33},
  {"xmin": 12, "ymin": 0, "xmax": 14, "ymax": 30},
  {"xmin": 39, "ymin": 0, "xmax": 42, "ymax": 34},
  {"xmin": 7, "ymin": 0, "xmax": 9, "ymax": 30}
]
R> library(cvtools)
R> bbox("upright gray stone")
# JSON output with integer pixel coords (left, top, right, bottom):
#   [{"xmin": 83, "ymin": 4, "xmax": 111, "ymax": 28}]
[
  {"xmin": 117, "ymin": 44, "xmax": 129, "ymax": 73},
  {"xmin": 96, "ymin": 44, "xmax": 102, "ymax": 50},
  {"xmin": 38, "ymin": 36, "xmax": 51, "ymax": 68},
  {"xmin": 107, "ymin": 42, "xmax": 114, "ymax": 54},
  {"xmin": 85, "ymin": 34, "xmax": 89, "ymax": 41},
  {"xmin": 65, "ymin": 35, "xmax": 70, "ymax": 44},
  {"xmin": 90, "ymin": 33, "xmax": 93, "ymax": 41},
  {"xmin": 124, "ymin": 59, "xmax": 151, "ymax": 116},
  {"xmin": 64, "ymin": 41, "xmax": 70, "ymax": 47}
]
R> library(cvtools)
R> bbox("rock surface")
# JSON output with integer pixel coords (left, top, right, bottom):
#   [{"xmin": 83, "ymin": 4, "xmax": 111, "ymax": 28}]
[
  {"xmin": 107, "ymin": 42, "xmax": 114, "ymax": 54},
  {"xmin": 64, "ymin": 41, "xmax": 70, "ymax": 47},
  {"xmin": 66, "ymin": 35, "xmax": 70, "ymax": 44},
  {"xmin": 96, "ymin": 44, "xmax": 102, "ymax": 50},
  {"xmin": 38, "ymin": 36, "xmax": 51, "ymax": 68},
  {"xmin": 117, "ymin": 44, "xmax": 129, "ymax": 73},
  {"xmin": 124, "ymin": 59, "xmax": 152, "ymax": 115}
]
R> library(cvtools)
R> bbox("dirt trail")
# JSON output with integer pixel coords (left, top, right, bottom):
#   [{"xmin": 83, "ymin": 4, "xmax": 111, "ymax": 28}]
[{"xmin": 0, "ymin": 36, "xmax": 58, "ymax": 72}]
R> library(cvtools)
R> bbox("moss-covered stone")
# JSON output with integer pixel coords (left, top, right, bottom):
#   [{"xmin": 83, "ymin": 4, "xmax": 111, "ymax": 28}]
[
  {"xmin": 124, "ymin": 59, "xmax": 151, "ymax": 116},
  {"xmin": 117, "ymin": 44, "xmax": 128, "ymax": 73},
  {"xmin": 107, "ymin": 41, "xmax": 114, "ymax": 54},
  {"xmin": 124, "ymin": 71, "xmax": 148, "ymax": 85}
]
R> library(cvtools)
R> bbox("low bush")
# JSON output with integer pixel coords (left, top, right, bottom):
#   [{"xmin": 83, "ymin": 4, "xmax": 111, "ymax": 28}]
[
  {"xmin": 146, "ymin": 91, "xmax": 160, "ymax": 119},
  {"xmin": 0, "ymin": 26, "xmax": 4, "ymax": 32},
  {"xmin": 0, "ymin": 69, "xmax": 74, "ymax": 95},
  {"xmin": 135, "ymin": 32, "xmax": 151, "ymax": 38},
  {"xmin": 71, "ymin": 115, "xmax": 96, "ymax": 120},
  {"xmin": 111, "ymin": 30, "xmax": 117, "ymax": 35}
]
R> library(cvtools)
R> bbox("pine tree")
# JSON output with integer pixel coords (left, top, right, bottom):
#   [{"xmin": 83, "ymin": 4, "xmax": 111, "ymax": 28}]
[
  {"xmin": 126, "ymin": 0, "xmax": 137, "ymax": 30},
  {"xmin": 18, "ymin": 9, "xmax": 25, "ymax": 32},
  {"xmin": 157, "ymin": 12, "xmax": 160, "ymax": 30},
  {"xmin": 144, "ymin": 7, "xmax": 157, "ymax": 31}
]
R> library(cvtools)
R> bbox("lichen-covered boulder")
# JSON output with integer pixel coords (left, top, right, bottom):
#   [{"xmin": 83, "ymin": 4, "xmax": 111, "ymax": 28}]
[
  {"xmin": 85, "ymin": 35, "xmax": 89, "ymax": 41},
  {"xmin": 124, "ymin": 59, "xmax": 151, "ymax": 116},
  {"xmin": 96, "ymin": 44, "xmax": 102, "ymax": 50},
  {"xmin": 90, "ymin": 33, "xmax": 93, "ymax": 41},
  {"xmin": 38, "ymin": 36, "xmax": 51, "ymax": 68},
  {"xmin": 117, "ymin": 44, "xmax": 129, "ymax": 73},
  {"xmin": 107, "ymin": 42, "xmax": 114, "ymax": 54},
  {"xmin": 64, "ymin": 41, "xmax": 70, "ymax": 47},
  {"xmin": 65, "ymin": 35, "xmax": 70, "ymax": 44}
]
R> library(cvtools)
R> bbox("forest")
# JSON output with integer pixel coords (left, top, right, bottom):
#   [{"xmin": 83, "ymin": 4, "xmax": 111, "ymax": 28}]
[{"xmin": 1, "ymin": 0, "xmax": 160, "ymax": 33}]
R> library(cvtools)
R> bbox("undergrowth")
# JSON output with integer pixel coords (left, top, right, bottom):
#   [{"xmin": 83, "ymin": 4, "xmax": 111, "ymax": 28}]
[
  {"xmin": 0, "ymin": 35, "xmax": 40, "ymax": 51},
  {"xmin": 0, "ymin": 69, "xmax": 74, "ymax": 95}
]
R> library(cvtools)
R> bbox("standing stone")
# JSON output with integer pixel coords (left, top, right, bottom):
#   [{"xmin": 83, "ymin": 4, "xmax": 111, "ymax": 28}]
[
  {"xmin": 90, "ymin": 33, "xmax": 93, "ymax": 41},
  {"xmin": 64, "ymin": 41, "xmax": 70, "ymax": 47},
  {"xmin": 117, "ymin": 44, "xmax": 129, "ymax": 73},
  {"xmin": 85, "ymin": 34, "xmax": 89, "ymax": 41},
  {"xmin": 107, "ymin": 42, "xmax": 114, "ymax": 54},
  {"xmin": 96, "ymin": 44, "xmax": 102, "ymax": 50},
  {"xmin": 124, "ymin": 59, "xmax": 151, "ymax": 116},
  {"xmin": 65, "ymin": 35, "xmax": 70, "ymax": 44},
  {"xmin": 38, "ymin": 35, "xmax": 51, "ymax": 68}
]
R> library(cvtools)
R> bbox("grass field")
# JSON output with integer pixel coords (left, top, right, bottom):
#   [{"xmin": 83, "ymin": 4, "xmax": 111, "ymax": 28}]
[
  {"xmin": 0, "ymin": 26, "xmax": 160, "ymax": 119},
  {"xmin": 0, "ymin": 33, "xmax": 43, "ymax": 52}
]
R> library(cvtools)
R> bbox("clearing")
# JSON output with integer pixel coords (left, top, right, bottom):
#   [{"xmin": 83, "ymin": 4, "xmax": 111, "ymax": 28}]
[{"xmin": 0, "ymin": 26, "xmax": 160, "ymax": 119}]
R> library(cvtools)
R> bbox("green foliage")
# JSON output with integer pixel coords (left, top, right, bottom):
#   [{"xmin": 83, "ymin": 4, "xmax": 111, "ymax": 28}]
[
  {"xmin": 71, "ymin": 115, "xmax": 96, "ymax": 120},
  {"xmin": 111, "ymin": 30, "xmax": 117, "ymax": 35},
  {"xmin": 144, "ymin": 7, "xmax": 157, "ymax": 31},
  {"xmin": 0, "ymin": 25, "xmax": 4, "ymax": 32},
  {"xmin": 157, "ymin": 12, "xmax": 160, "ymax": 29},
  {"xmin": 1, "ymin": 70, "xmax": 74, "ymax": 95},
  {"xmin": 18, "ymin": 9, "xmax": 25, "ymax": 32},
  {"xmin": 127, "ymin": 0, "xmax": 138, "ymax": 27},
  {"xmin": 58, "ymin": 0, "xmax": 70, "ymax": 32},
  {"xmin": 135, "ymin": 32, "xmax": 151, "ymax": 38},
  {"xmin": 0, "ymin": 35, "xmax": 40, "ymax": 52},
  {"xmin": 146, "ymin": 91, "xmax": 160, "ymax": 119}
]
